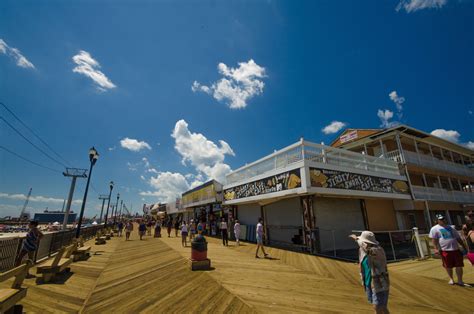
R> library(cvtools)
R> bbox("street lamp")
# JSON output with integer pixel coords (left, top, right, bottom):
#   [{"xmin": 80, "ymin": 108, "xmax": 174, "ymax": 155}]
[
  {"xmin": 103, "ymin": 181, "xmax": 114, "ymax": 228},
  {"xmin": 113, "ymin": 193, "xmax": 120, "ymax": 225},
  {"xmin": 75, "ymin": 147, "xmax": 99, "ymax": 238}
]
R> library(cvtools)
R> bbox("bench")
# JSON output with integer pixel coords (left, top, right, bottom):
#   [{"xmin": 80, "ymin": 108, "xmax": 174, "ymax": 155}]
[
  {"xmin": 72, "ymin": 238, "xmax": 91, "ymax": 262},
  {"xmin": 0, "ymin": 261, "xmax": 31, "ymax": 313},
  {"xmin": 36, "ymin": 245, "xmax": 75, "ymax": 283}
]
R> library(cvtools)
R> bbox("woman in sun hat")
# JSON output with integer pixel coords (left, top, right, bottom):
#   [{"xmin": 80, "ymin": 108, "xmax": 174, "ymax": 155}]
[{"xmin": 349, "ymin": 231, "xmax": 390, "ymax": 314}]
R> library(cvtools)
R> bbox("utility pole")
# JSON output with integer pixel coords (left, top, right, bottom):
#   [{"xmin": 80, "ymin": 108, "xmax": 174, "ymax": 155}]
[
  {"xmin": 113, "ymin": 193, "xmax": 120, "ymax": 226},
  {"xmin": 119, "ymin": 200, "xmax": 123, "ymax": 221},
  {"xmin": 98, "ymin": 194, "xmax": 109, "ymax": 224},
  {"xmin": 104, "ymin": 181, "xmax": 114, "ymax": 228},
  {"xmin": 62, "ymin": 168, "xmax": 87, "ymax": 230}
]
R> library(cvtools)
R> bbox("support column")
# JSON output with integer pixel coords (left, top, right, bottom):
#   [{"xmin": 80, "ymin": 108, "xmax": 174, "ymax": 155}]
[
  {"xmin": 261, "ymin": 205, "xmax": 269, "ymax": 245},
  {"xmin": 422, "ymin": 173, "xmax": 428, "ymax": 187},
  {"xmin": 445, "ymin": 209, "xmax": 453, "ymax": 225},
  {"xmin": 448, "ymin": 178, "xmax": 454, "ymax": 190},
  {"xmin": 379, "ymin": 139, "xmax": 385, "ymax": 157},
  {"xmin": 395, "ymin": 132, "xmax": 405, "ymax": 163},
  {"xmin": 301, "ymin": 196, "xmax": 317, "ymax": 254},
  {"xmin": 424, "ymin": 201, "xmax": 432, "ymax": 229}
]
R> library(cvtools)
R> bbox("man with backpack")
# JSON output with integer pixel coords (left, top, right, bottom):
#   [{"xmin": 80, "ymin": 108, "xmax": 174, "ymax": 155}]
[
  {"xmin": 349, "ymin": 231, "xmax": 390, "ymax": 314},
  {"xmin": 429, "ymin": 214, "xmax": 468, "ymax": 286}
]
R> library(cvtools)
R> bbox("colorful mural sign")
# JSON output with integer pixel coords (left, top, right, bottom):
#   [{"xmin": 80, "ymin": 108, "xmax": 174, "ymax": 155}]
[
  {"xmin": 224, "ymin": 169, "xmax": 302, "ymax": 201},
  {"xmin": 310, "ymin": 168, "xmax": 409, "ymax": 194}
]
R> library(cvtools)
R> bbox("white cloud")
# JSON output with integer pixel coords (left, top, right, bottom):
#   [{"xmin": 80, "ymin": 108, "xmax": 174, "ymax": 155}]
[
  {"xmin": 0, "ymin": 39, "xmax": 35, "ymax": 69},
  {"xmin": 120, "ymin": 137, "xmax": 151, "ymax": 152},
  {"xmin": 0, "ymin": 192, "xmax": 81, "ymax": 205},
  {"xmin": 396, "ymin": 0, "xmax": 447, "ymax": 12},
  {"xmin": 141, "ymin": 171, "xmax": 190, "ymax": 203},
  {"xmin": 322, "ymin": 121, "xmax": 346, "ymax": 134},
  {"xmin": 172, "ymin": 119, "xmax": 234, "ymax": 183},
  {"xmin": 72, "ymin": 50, "xmax": 116, "ymax": 91},
  {"xmin": 389, "ymin": 91, "xmax": 405, "ymax": 118},
  {"xmin": 147, "ymin": 168, "xmax": 159, "ymax": 174},
  {"xmin": 466, "ymin": 141, "xmax": 474, "ymax": 150},
  {"xmin": 430, "ymin": 129, "xmax": 460, "ymax": 143},
  {"xmin": 142, "ymin": 157, "xmax": 150, "ymax": 168},
  {"xmin": 140, "ymin": 175, "xmax": 146, "ymax": 181},
  {"xmin": 108, "ymin": 146, "xmax": 116, "ymax": 151},
  {"xmin": 192, "ymin": 59, "xmax": 266, "ymax": 109},
  {"xmin": 377, "ymin": 109, "xmax": 398, "ymax": 128}
]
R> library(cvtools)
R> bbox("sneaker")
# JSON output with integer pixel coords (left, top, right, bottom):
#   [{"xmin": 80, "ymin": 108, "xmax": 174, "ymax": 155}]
[
  {"xmin": 457, "ymin": 282, "xmax": 472, "ymax": 287},
  {"xmin": 448, "ymin": 279, "xmax": 454, "ymax": 285}
]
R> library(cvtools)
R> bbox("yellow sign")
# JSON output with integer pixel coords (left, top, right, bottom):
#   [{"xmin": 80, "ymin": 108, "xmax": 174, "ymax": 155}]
[{"xmin": 182, "ymin": 184, "xmax": 216, "ymax": 206}]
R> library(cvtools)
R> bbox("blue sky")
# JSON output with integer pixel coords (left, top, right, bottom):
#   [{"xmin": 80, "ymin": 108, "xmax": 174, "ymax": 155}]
[{"xmin": 1, "ymin": 0, "xmax": 473, "ymax": 218}]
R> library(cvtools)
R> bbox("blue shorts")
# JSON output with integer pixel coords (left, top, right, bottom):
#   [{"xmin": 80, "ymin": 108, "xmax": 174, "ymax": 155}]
[
  {"xmin": 365, "ymin": 287, "xmax": 389, "ymax": 307},
  {"xmin": 256, "ymin": 235, "xmax": 263, "ymax": 244}
]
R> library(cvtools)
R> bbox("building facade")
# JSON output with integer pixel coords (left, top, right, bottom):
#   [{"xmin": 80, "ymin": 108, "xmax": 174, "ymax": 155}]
[
  {"xmin": 223, "ymin": 139, "xmax": 410, "ymax": 255},
  {"xmin": 181, "ymin": 180, "xmax": 224, "ymax": 235},
  {"xmin": 331, "ymin": 125, "xmax": 474, "ymax": 232}
]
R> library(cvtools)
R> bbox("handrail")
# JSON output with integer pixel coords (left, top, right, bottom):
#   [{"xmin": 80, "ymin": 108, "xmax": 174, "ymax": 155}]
[{"xmin": 226, "ymin": 140, "xmax": 402, "ymax": 185}]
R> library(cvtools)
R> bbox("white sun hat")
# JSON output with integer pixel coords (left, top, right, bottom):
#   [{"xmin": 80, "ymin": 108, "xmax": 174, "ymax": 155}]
[{"xmin": 357, "ymin": 231, "xmax": 379, "ymax": 245}]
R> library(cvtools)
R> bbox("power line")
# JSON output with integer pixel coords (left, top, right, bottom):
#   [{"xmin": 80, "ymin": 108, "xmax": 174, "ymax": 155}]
[
  {"xmin": 0, "ymin": 102, "xmax": 71, "ymax": 166},
  {"xmin": 0, "ymin": 145, "xmax": 62, "ymax": 174},
  {"xmin": 0, "ymin": 116, "xmax": 67, "ymax": 168}
]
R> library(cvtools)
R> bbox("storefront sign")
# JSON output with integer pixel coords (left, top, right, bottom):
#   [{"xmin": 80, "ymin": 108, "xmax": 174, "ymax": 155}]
[
  {"xmin": 340, "ymin": 130, "xmax": 358, "ymax": 144},
  {"xmin": 224, "ymin": 169, "xmax": 302, "ymax": 201},
  {"xmin": 310, "ymin": 168, "xmax": 409, "ymax": 194},
  {"xmin": 182, "ymin": 183, "xmax": 216, "ymax": 206}
]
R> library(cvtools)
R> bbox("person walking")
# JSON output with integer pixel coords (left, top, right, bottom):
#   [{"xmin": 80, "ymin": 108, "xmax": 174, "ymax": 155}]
[
  {"xmin": 117, "ymin": 220, "xmax": 124, "ymax": 237},
  {"xmin": 220, "ymin": 217, "xmax": 229, "ymax": 246},
  {"xmin": 463, "ymin": 223, "xmax": 474, "ymax": 266},
  {"xmin": 146, "ymin": 220, "xmax": 152, "ymax": 236},
  {"xmin": 15, "ymin": 220, "xmax": 43, "ymax": 274},
  {"xmin": 255, "ymin": 218, "xmax": 268, "ymax": 258},
  {"xmin": 234, "ymin": 220, "xmax": 241, "ymax": 246},
  {"xmin": 125, "ymin": 220, "xmax": 133, "ymax": 240},
  {"xmin": 181, "ymin": 221, "xmax": 189, "ymax": 247},
  {"xmin": 429, "ymin": 214, "xmax": 468, "ymax": 286},
  {"xmin": 167, "ymin": 219, "xmax": 173, "ymax": 237},
  {"xmin": 138, "ymin": 220, "xmax": 147, "ymax": 240},
  {"xmin": 349, "ymin": 231, "xmax": 390, "ymax": 314},
  {"xmin": 174, "ymin": 219, "xmax": 180, "ymax": 237},
  {"xmin": 189, "ymin": 219, "xmax": 196, "ymax": 241},
  {"xmin": 154, "ymin": 221, "xmax": 162, "ymax": 238}
]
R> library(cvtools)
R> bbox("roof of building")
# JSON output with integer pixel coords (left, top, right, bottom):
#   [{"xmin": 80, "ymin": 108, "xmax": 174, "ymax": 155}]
[
  {"xmin": 331, "ymin": 124, "xmax": 474, "ymax": 156},
  {"xmin": 181, "ymin": 179, "xmax": 222, "ymax": 197}
]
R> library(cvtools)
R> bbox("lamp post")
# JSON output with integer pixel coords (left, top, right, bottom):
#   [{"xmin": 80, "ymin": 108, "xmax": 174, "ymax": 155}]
[
  {"xmin": 75, "ymin": 147, "xmax": 99, "ymax": 238},
  {"xmin": 113, "ymin": 193, "xmax": 120, "ymax": 226},
  {"xmin": 104, "ymin": 181, "xmax": 114, "ymax": 228}
]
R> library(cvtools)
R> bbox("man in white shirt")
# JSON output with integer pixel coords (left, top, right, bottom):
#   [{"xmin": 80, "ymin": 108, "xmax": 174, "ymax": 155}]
[
  {"xmin": 255, "ymin": 217, "xmax": 268, "ymax": 258},
  {"xmin": 220, "ymin": 218, "xmax": 228, "ymax": 246},
  {"xmin": 429, "ymin": 214, "xmax": 468, "ymax": 286},
  {"xmin": 234, "ymin": 220, "xmax": 241, "ymax": 246}
]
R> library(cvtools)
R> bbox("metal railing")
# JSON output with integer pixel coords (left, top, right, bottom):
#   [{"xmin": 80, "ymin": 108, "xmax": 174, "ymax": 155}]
[
  {"xmin": 411, "ymin": 186, "xmax": 474, "ymax": 203},
  {"xmin": 0, "ymin": 225, "xmax": 103, "ymax": 272},
  {"xmin": 386, "ymin": 149, "xmax": 474, "ymax": 178},
  {"xmin": 226, "ymin": 141, "xmax": 402, "ymax": 185},
  {"xmin": 351, "ymin": 229, "xmax": 417, "ymax": 261}
]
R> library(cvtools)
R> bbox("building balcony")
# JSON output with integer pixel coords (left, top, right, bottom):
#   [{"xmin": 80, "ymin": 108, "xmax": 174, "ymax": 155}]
[
  {"xmin": 411, "ymin": 185, "xmax": 474, "ymax": 203},
  {"xmin": 385, "ymin": 149, "xmax": 474, "ymax": 179},
  {"xmin": 226, "ymin": 140, "xmax": 402, "ymax": 185}
]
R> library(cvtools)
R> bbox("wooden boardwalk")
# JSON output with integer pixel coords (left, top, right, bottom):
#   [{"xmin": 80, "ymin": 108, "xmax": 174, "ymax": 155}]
[{"xmin": 2, "ymin": 230, "xmax": 473, "ymax": 313}]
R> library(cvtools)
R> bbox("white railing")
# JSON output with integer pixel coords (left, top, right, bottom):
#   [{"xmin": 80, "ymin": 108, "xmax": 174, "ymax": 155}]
[
  {"xmin": 412, "ymin": 186, "xmax": 474, "ymax": 203},
  {"xmin": 386, "ymin": 149, "xmax": 474, "ymax": 179},
  {"xmin": 226, "ymin": 141, "xmax": 401, "ymax": 185}
]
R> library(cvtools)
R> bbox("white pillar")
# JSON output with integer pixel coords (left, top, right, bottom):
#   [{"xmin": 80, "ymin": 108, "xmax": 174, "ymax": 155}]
[{"xmin": 412, "ymin": 227, "xmax": 425, "ymax": 259}]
